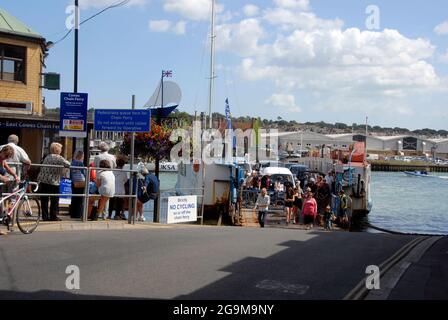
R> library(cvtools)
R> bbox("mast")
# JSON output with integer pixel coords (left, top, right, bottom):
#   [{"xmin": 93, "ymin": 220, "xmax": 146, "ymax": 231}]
[{"xmin": 208, "ymin": 0, "xmax": 216, "ymax": 129}]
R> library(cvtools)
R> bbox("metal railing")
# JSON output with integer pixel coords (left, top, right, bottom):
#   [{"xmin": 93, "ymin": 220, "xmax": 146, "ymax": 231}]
[{"xmin": 5, "ymin": 162, "xmax": 139, "ymax": 224}]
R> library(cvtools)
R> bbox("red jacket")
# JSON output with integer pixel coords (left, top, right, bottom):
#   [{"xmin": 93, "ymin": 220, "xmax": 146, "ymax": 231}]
[{"xmin": 302, "ymin": 198, "xmax": 317, "ymax": 217}]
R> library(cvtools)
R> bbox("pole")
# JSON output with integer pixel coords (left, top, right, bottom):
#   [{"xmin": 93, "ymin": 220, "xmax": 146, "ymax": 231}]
[
  {"xmin": 72, "ymin": 0, "xmax": 79, "ymax": 156},
  {"xmin": 128, "ymin": 95, "xmax": 136, "ymax": 224},
  {"xmin": 208, "ymin": 0, "xmax": 216, "ymax": 129},
  {"xmin": 153, "ymin": 72, "xmax": 163, "ymax": 223}
]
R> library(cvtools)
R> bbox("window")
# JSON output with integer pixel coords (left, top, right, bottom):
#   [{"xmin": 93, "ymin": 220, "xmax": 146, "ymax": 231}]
[
  {"xmin": 0, "ymin": 43, "xmax": 26, "ymax": 83},
  {"xmin": 342, "ymin": 145, "xmax": 348, "ymax": 148}
]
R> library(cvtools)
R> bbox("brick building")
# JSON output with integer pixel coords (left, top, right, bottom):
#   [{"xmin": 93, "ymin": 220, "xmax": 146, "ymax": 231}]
[{"xmin": 0, "ymin": 8, "xmax": 63, "ymax": 162}]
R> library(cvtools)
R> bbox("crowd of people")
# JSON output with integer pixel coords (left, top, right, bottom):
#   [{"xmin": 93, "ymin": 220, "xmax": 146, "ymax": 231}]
[
  {"xmin": 247, "ymin": 168, "xmax": 351, "ymax": 231},
  {"xmin": 0, "ymin": 136, "xmax": 153, "ymax": 233}
]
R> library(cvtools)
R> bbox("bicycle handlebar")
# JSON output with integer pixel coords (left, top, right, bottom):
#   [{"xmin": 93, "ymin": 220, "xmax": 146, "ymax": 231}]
[{"xmin": 28, "ymin": 182, "xmax": 39, "ymax": 193}]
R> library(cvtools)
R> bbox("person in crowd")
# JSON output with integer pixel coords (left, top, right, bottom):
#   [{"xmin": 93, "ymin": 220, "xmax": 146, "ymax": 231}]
[
  {"xmin": 69, "ymin": 150, "xmax": 85, "ymax": 219},
  {"xmin": 255, "ymin": 188, "xmax": 270, "ymax": 228},
  {"xmin": 261, "ymin": 173, "xmax": 272, "ymax": 190},
  {"xmin": 274, "ymin": 177, "xmax": 284, "ymax": 192},
  {"xmin": 293, "ymin": 185, "xmax": 303, "ymax": 224},
  {"xmin": 302, "ymin": 191, "xmax": 317, "ymax": 230},
  {"xmin": 94, "ymin": 142, "xmax": 116, "ymax": 169},
  {"xmin": 109, "ymin": 157, "xmax": 128, "ymax": 220},
  {"xmin": 338, "ymin": 189, "xmax": 350, "ymax": 226},
  {"xmin": 88, "ymin": 160, "xmax": 115, "ymax": 220},
  {"xmin": 37, "ymin": 142, "xmax": 70, "ymax": 221},
  {"xmin": 316, "ymin": 175, "xmax": 331, "ymax": 215},
  {"xmin": 307, "ymin": 177, "xmax": 318, "ymax": 195},
  {"xmin": 0, "ymin": 134, "xmax": 31, "ymax": 180},
  {"xmin": 284, "ymin": 186, "xmax": 294, "ymax": 225},
  {"xmin": 0, "ymin": 146, "xmax": 18, "ymax": 184},
  {"xmin": 323, "ymin": 205, "xmax": 333, "ymax": 231}
]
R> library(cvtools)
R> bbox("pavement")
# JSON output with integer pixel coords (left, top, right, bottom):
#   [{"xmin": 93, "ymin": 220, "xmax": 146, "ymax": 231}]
[{"xmin": 1, "ymin": 224, "xmax": 434, "ymax": 300}]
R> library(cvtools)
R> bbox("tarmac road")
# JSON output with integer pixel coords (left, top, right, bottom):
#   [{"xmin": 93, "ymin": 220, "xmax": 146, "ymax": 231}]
[{"xmin": 0, "ymin": 226, "xmax": 417, "ymax": 299}]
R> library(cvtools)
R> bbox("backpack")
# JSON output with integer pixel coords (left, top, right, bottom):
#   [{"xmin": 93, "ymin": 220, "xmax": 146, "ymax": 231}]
[{"xmin": 137, "ymin": 174, "xmax": 159, "ymax": 204}]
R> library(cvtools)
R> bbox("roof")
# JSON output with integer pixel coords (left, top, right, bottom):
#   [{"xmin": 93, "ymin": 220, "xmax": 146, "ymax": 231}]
[
  {"xmin": 260, "ymin": 167, "xmax": 294, "ymax": 176},
  {"xmin": 0, "ymin": 8, "xmax": 44, "ymax": 40}
]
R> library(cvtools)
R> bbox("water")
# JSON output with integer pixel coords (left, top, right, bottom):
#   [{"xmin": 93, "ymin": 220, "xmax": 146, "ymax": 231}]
[{"xmin": 369, "ymin": 172, "xmax": 448, "ymax": 235}]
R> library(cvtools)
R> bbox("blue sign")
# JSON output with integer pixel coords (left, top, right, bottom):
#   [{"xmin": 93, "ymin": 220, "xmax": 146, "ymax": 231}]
[
  {"xmin": 94, "ymin": 109, "xmax": 151, "ymax": 132},
  {"xmin": 59, "ymin": 178, "xmax": 72, "ymax": 205},
  {"xmin": 59, "ymin": 92, "xmax": 88, "ymax": 138}
]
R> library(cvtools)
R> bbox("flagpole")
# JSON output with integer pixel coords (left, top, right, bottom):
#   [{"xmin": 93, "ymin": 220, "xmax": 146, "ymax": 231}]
[{"xmin": 208, "ymin": 0, "xmax": 216, "ymax": 129}]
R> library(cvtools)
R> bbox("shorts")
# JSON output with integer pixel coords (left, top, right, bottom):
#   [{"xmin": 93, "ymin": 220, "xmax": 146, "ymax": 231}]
[{"xmin": 285, "ymin": 202, "xmax": 293, "ymax": 208}]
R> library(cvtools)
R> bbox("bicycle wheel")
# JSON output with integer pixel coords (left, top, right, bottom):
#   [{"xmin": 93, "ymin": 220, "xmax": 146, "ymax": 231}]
[{"xmin": 16, "ymin": 197, "xmax": 40, "ymax": 234}]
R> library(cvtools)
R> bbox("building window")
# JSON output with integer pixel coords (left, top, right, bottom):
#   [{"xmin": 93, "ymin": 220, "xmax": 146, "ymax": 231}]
[
  {"xmin": 342, "ymin": 144, "xmax": 348, "ymax": 148},
  {"xmin": 0, "ymin": 43, "xmax": 26, "ymax": 83}
]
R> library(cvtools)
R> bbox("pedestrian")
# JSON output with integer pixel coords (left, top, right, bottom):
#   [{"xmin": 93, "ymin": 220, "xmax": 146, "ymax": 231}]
[
  {"xmin": 292, "ymin": 186, "xmax": 303, "ymax": 224},
  {"xmin": 338, "ymin": 189, "xmax": 350, "ymax": 227},
  {"xmin": 88, "ymin": 160, "xmax": 115, "ymax": 220},
  {"xmin": 69, "ymin": 149, "xmax": 85, "ymax": 219},
  {"xmin": 307, "ymin": 177, "xmax": 318, "ymax": 194},
  {"xmin": 37, "ymin": 142, "xmax": 70, "ymax": 221},
  {"xmin": 261, "ymin": 173, "xmax": 272, "ymax": 190},
  {"xmin": 0, "ymin": 134, "xmax": 31, "ymax": 180},
  {"xmin": 323, "ymin": 205, "xmax": 333, "ymax": 231},
  {"xmin": 94, "ymin": 142, "xmax": 116, "ymax": 169},
  {"xmin": 254, "ymin": 188, "xmax": 270, "ymax": 228},
  {"xmin": 316, "ymin": 175, "xmax": 331, "ymax": 215},
  {"xmin": 302, "ymin": 191, "xmax": 317, "ymax": 230},
  {"xmin": 284, "ymin": 186, "xmax": 294, "ymax": 225},
  {"xmin": 109, "ymin": 156, "xmax": 128, "ymax": 220},
  {"xmin": 0, "ymin": 145, "xmax": 18, "ymax": 184}
]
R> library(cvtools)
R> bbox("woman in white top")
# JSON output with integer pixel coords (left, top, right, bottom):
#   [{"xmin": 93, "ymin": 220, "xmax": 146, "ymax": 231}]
[
  {"xmin": 108, "ymin": 157, "xmax": 128, "ymax": 220},
  {"xmin": 88, "ymin": 160, "xmax": 115, "ymax": 220}
]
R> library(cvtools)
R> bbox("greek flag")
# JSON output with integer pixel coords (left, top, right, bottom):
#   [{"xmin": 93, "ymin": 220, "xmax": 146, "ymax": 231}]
[{"xmin": 225, "ymin": 98, "xmax": 236, "ymax": 150}]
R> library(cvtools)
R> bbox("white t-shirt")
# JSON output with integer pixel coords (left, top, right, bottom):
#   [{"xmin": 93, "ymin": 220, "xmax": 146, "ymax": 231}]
[
  {"xmin": 97, "ymin": 171, "xmax": 115, "ymax": 197},
  {"xmin": 94, "ymin": 152, "xmax": 116, "ymax": 169},
  {"xmin": 114, "ymin": 170, "xmax": 128, "ymax": 195}
]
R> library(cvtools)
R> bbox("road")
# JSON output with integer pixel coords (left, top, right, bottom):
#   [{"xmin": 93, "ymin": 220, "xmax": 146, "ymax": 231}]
[{"xmin": 0, "ymin": 226, "xmax": 417, "ymax": 299}]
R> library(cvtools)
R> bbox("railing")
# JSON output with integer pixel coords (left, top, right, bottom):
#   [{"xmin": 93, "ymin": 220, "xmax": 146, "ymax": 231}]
[{"xmin": 5, "ymin": 162, "xmax": 139, "ymax": 224}]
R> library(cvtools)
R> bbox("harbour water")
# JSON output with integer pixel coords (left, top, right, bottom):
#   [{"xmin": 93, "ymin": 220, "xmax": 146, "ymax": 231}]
[
  {"xmin": 146, "ymin": 172, "xmax": 448, "ymax": 235},
  {"xmin": 369, "ymin": 171, "xmax": 448, "ymax": 235}
]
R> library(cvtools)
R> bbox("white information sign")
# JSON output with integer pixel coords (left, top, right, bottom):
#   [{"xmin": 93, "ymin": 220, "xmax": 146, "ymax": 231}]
[{"xmin": 167, "ymin": 196, "xmax": 197, "ymax": 224}]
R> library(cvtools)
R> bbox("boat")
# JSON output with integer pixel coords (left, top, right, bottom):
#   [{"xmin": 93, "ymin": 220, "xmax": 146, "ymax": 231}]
[{"xmin": 404, "ymin": 171, "xmax": 436, "ymax": 178}]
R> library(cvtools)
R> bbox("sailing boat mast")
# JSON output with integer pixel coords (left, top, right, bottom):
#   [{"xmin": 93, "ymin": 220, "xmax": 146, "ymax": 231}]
[{"xmin": 208, "ymin": 0, "xmax": 216, "ymax": 129}]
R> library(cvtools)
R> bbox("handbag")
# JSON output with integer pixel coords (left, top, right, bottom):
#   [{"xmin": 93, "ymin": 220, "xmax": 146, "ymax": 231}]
[{"xmin": 73, "ymin": 180, "xmax": 85, "ymax": 188}]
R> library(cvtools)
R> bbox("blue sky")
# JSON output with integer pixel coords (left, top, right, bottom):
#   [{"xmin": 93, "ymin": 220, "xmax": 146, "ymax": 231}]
[{"xmin": 3, "ymin": 0, "xmax": 448, "ymax": 130}]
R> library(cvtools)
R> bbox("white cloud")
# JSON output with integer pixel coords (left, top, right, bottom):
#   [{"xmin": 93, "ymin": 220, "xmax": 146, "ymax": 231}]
[
  {"xmin": 266, "ymin": 93, "xmax": 301, "ymax": 112},
  {"xmin": 163, "ymin": 0, "xmax": 223, "ymax": 21},
  {"xmin": 216, "ymin": 18, "xmax": 265, "ymax": 56},
  {"xmin": 434, "ymin": 21, "xmax": 448, "ymax": 35},
  {"xmin": 263, "ymin": 9, "xmax": 343, "ymax": 31},
  {"xmin": 173, "ymin": 21, "xmax": 187, "ymax": 35},
  {"xmin": 148, "ymin": 20, "xmax": 186, "ymax": 35},
  {"xmin": 78, "ymin": 0, "xmax": 146, "ymax": 9},
  {"xmin": 243, "ymin": 4, "xmax": 259, "ymax": 17},
  {"xmin": 149, "ymin": 20, "xmax": 172, "ymax": 32},
  {"xmin": 274, "ymin": 0, "xmax": 310, "ymax": 11},
  {"xmin": 439, "ymin": 50, "xmax": 448, "ymax": 64}
]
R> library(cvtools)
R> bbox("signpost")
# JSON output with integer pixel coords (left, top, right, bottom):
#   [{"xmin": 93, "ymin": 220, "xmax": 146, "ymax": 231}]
[
  {"xmin": 94, "ymin": 109, "xmax": 151, "ymax": 132},
  {"xmin": 59, "ymin": 92, "xmax": 88, "ymax": 138},
  {"xmin": 167, "ymin": 196, "xmax": 198, "ymax": 224}
]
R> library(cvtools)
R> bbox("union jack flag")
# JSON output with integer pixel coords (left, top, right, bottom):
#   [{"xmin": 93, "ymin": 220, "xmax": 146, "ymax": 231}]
[{"xmin": 162, "ymin": 70, "xmax": 173, "ymax": 78}]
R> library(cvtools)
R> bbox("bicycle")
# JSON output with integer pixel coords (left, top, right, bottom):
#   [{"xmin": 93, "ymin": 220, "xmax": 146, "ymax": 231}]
[{"xmin": 0, "ymin": 180, "xmax": 40, "ymax": 234}]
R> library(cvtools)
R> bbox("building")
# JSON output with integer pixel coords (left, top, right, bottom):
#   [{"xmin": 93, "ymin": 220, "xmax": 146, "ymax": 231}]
[
  {"xmin": 0, "ymin": 8, "xmax": 66, "ymax": 162},
  {"xmin": 272, "ymin": 131, "xmax": 446, "ymax": 158}
]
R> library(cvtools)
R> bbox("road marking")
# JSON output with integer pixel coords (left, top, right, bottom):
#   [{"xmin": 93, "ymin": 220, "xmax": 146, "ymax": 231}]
[{"xmin": 255, "ymin": 279, "xmax": 309, "ymax": 295}]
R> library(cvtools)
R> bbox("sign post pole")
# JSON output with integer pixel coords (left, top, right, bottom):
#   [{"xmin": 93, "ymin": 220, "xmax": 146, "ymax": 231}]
[{"xmin": 128, "ymin": 95, "xmax": 136, "ymax": 225}]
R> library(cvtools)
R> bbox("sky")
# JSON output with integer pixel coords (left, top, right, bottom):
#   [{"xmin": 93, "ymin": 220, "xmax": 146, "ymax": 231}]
[{"xmin": 2, "ymin": 0, "xmax": 448, "ymax": 131}]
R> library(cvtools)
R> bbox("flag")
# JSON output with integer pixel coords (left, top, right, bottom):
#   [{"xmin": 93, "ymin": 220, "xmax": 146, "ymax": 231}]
[
  {"xmin": 162, "ymin": 70, "xmax": 173, "ymax": 78},
  {"xmin": 225, "ymin": 98, "xmax": 231, "ymax": 129},
  {"xmin": 225, "ymin": 98, "xmax": 236, "ymax": 150}
]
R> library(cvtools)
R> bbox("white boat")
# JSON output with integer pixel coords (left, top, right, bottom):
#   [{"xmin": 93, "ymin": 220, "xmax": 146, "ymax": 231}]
[{"xmin": 404, "ymin": 171, "xmax": 435, "ymax": 178}]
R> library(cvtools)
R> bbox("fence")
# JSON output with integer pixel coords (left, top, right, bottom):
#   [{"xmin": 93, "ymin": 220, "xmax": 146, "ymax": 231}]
[{"xmin": 5, "ymin": 162, "xmax": 139, "ymax": 224}]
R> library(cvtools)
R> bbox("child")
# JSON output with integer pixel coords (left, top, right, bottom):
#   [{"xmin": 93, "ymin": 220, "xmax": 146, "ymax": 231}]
[{"xmin": 324, "ymin": 205, "xmax": 333, "ymax": 231}]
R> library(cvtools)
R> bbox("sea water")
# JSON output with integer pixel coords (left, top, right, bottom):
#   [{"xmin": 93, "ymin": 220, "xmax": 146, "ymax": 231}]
[{"xmin": 369, "ymin": 171, "xmax": 448, "ymax": 235}]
